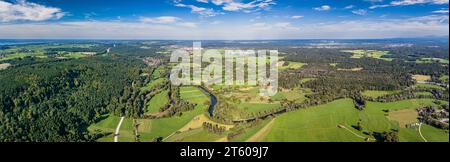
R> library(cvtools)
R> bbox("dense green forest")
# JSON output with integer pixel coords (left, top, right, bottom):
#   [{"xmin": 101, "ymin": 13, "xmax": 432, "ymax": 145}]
[{"xmin": 0, "ymin": 56, "xmax": 145, "ymax": 141}]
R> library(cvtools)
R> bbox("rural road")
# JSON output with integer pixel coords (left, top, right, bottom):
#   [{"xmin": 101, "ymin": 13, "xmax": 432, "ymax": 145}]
[
  {"xmin": 418, "ymin": 123, "xmax": 428, "ymax": 142},
  {"xmin": 114, "ymin": 116, "xmax": 125, "ymax": 142}
]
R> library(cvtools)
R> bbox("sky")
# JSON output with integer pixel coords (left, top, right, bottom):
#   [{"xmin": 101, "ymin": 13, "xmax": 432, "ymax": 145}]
[{"xmin": 0, "ymin": 0, "xmax": 448, "ymax": 39}]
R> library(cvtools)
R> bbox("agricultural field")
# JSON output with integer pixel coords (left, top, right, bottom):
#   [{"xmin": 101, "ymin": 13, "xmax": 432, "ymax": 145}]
[
  {"xmin": 87, "ymin": 114, "xmax": 134, "ymax": 142},
  {"xmin": 145, "ymin": 90, "xmax": 169, "ymax": 113},
  {"xmin": 341, "ymin": 50, "xmax": 393, "ymax": 61},
  {"xmin": 140, "ymin": 78, "xmax": 168, "ymax": 92},
  {"xmin": 136, "ymin": 86, "xmax": 211, "ymax": 142},
  {"xmin": 337, "ymin": 67, "xmax": 363, "ymax": 71},
  {"xmin": 414, "ymin": 83, "xmax": 446, "ymax": 91},
  {"xmin": 261, "ymin": 99, "xmax": 448, "ymax": 142},
  {"xmin": 416, "ymin": 58, "xmax": 449, "ymax": 64},
  {"xmin": 412, "ymin": 75, "xmax": 431, "ymax": 82},
  {"xmin": 278, "ymin": 61, "xmax": 307, "ymax": 70},
  {"xmin": 0, "ymin": 44, "xmax": 98, "ymax": 61}
]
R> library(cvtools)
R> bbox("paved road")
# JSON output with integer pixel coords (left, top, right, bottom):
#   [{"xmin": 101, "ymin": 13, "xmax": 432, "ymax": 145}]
[{"xmin": 114, "ymin": 117, "xmax": 125, "ymax": 142}]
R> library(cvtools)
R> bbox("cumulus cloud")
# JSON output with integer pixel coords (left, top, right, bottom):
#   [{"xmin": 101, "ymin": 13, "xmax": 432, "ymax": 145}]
[
  {"xmin": 291, "ymin": 15, "xmax": 303, "ymax": 19},
  {"xmin": 175, "ymin": 3, "xmax": 222, "ymax": 17},
  {"xmin": 0, "ymin": 0, "xmax": 65, "ymax": 22},
  {"xmin": 352, "ymin": 9, "xmax": 368, "ymax": 15},
  {"xmin": 370, "ymin": 0, "xmax": 449, "ymax": 9},
  {"xmin": 344, "ymin": 5, "xmax": 355, "ymax": 9},
  {"xmin": 139, "ymin": 16, "xmax": 180, "ymax": 23},
  {"xmin": 209, "ymin": 0, "xmax": 276, "ymax": 13},
  {"xmin": 432, "ymin": 8, "xmax": 449, "ymax": 13},
  {"xmin": 314, "ymin": 5, "xmax": 331, "ymax": 11},
  {"xmin": 178, "ymin": 22, "xmax": 198, "ymax": 28},
  {"xmin": 0, "ymin": 15, "xmax": 448, "ymax": 39}
]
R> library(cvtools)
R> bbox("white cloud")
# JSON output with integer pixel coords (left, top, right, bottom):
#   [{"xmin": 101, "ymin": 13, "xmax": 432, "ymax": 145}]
[
  {"xmin": 291, "ymin": 15, "xmax": 303, "ymax": 19},
  {"xmin": 0, "ymin": 0, "xmax": 65, "ymax": 22},
  {"xmin": 344, "ymin": 5, "xmax": 355, "ymax": 9},
  {"xmin": 210, "ymin": 20, "xmax": 223, "ymax": 24},
  {"xmin": 314, "ymin": 5, "xmax": 331, "ymax": 11},
  {"xmin": 175, "ymin": 3, "xmax": 222, "ymax": 17},
  {"xmin": 370, "ymin": 0, "xmax": 449, "ymax": 9},
  {"xmin": 352, "ymin": 9, "xmax": 368, "ymax": 15},
  {"xmin": 178, "ymin": 22, "xmax": 198, "ymax": 28},
  {"xmin": 139, "ymin": 16, "xmax": 180, "ymax": 23},
  {"xmin": 0, "ymin": 15, "xmax": 447, "ymax": 39},
  {"xmin": 432, "ymin": 9, "xmax": 449, "ymax": 13},
  {"xmin": 196, "ymin": 0, "xmax": 209, "ymax": 3},
  {"xmin": 212, "ymin": 0, "xmax": 276, "ymax": 12},
  {"xmin": 364, "ymin": 0, "xmax": 384, "ymax": 2}
]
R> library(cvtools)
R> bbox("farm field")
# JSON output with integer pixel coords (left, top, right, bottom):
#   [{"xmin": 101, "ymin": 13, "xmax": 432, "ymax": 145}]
[
  {"xmin": 412, "ymin": 75, "xmax": 431, "ymax": 82},
  {"xmin": 416, "ymin": 58, "xmax": 449, "ymax": 64},
  {"xmin": 137, "ymin": 86, "xmax": 210, "ymax": 142},
  {"xmin": 165, "ymin": 128, "xmax": 226, "ymax": 142},
  {"xmin": 279, "ymin": 61, "xmax": 307, "ymax": 70},
  {"xmin": 261, "ymin": 99, "xmax": 448, "ymax": 142},
  {"xmin": 341, "ymin": 50, "xmax": 393, "ymax": 61},
  {"xmin": 145, "ymin": 90, "xmax": 169, "ymax": 113},
  {"xmin": 362, "ymin": 90, "xmax": 401, "ymax": 98},
  {"xmin": 140, "ymin": 78, "xmax": 168, "ymax": 92},
  {"xmin": 414, "ymin": 83, "xmax": 446, "ymax": 91}
]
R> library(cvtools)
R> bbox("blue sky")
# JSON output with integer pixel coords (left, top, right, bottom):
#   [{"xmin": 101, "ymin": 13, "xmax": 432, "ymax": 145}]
[{"xmin": 0, "ymin": 0, "xmax": 448, "ymax": 39}]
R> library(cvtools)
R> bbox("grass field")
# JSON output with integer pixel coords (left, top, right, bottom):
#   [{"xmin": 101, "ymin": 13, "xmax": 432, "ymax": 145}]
[
  {"xmin": 387, "ymin": 109, "xmax": 418, "ymax": 128},
  {"xmin": 337, "ymin": 67, "xmax": 363, "ymax": 71},
  {"xmin": 362, "ymin": 90, "xmax": 401, "ymax": 98},
  {"xmin": 412, "ymin": 75, "xmax": 431, "ymax": 82},
  {"xmin": 0, "ymin": 44, "xmax": 96, "ymax": 61},
  {"xmin": 88, "ymin": 114, "xmax": 135, "ymax": 142},
  {"xmin": 165, "ymin": 128, "xmax": 226, "ymax": 142},
  {"xmin": 145, "ymin": 90, "xmax": 169, "ymax": 113},
  {"xmin": 140, "ymin": 78, "xmax": 168, "ymax": 92},
  {"xmin": 238, "ymin": 102, "xmax": 281, "ymax": 113},
  {"xmin": 279, "ymin": 61, "xmax": 307, "ymax": 70},
  {"xmin": 416, "ymin": 58, "xmax": 449, "ymax": 64},
  {"xmin": 414, "ymin": 91, "xmax": 434, "ymax": 97},
  {"xmin": 414, "ymin": 83, "xmax": 446, "ymax": 91},
  {"xmin": 262, "ymin": 98, "xmax": 448, "ymax": 142},
  {"xmin": 137, "ymin": 86, "xmax": 210, "ymax": 142},
  {"xmin": 228, "ymin": 119, "xmax": 272, "ymax": 142},
  {"xmin": 178, "ymin": 114, "xmax": 234, "ymax": 132},
  {"xmin": 342, "ymin": 50, "xmax": 393, "ymax": 61}
]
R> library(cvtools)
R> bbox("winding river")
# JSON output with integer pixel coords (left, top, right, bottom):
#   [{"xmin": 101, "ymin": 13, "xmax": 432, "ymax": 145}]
[{"xmin": 197, "ymin": 86, "xmax": 218, "ymax": 117}]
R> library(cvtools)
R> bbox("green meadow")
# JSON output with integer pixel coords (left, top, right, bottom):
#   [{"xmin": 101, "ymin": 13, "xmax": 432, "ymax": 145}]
[
  {"xmin": 262, "ymin": 99, "xmax": 448, "ymax": 142},
  {"xmin": 137, "ymin": 86, "xmax": 210, "ymax": 142},
  {"xmin": 342, "ymin": 50, "xmax": 393, "ymax": 61},
  {"xmin": 87, "ymin": 114, "xmax": 135, "ymax": 142},
  {"xmin": 145, "ymin": 90, "xmax": 169, "ymax": 113}
]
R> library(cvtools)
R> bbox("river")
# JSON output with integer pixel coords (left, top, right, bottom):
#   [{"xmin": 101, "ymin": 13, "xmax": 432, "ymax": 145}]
[{"xmin": 197, "ymin": 86, "xmax": 218, "ymax": 117}]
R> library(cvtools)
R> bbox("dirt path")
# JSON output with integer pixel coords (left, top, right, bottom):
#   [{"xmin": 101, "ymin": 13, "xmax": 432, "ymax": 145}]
[
  {"xmin": 114, "ymin": 117, "xmax": 125, "ymax": 142},
  {"xmin": 339, "ymin": 125, "xmax": 375, "ymax": 141},
  {"xmin": 418, "ymin": 123, "xmax": 428, "ymax": 142},
  {"xmin": 246, "ymin": 118, "xmax": 276, "ymax": 142}
]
